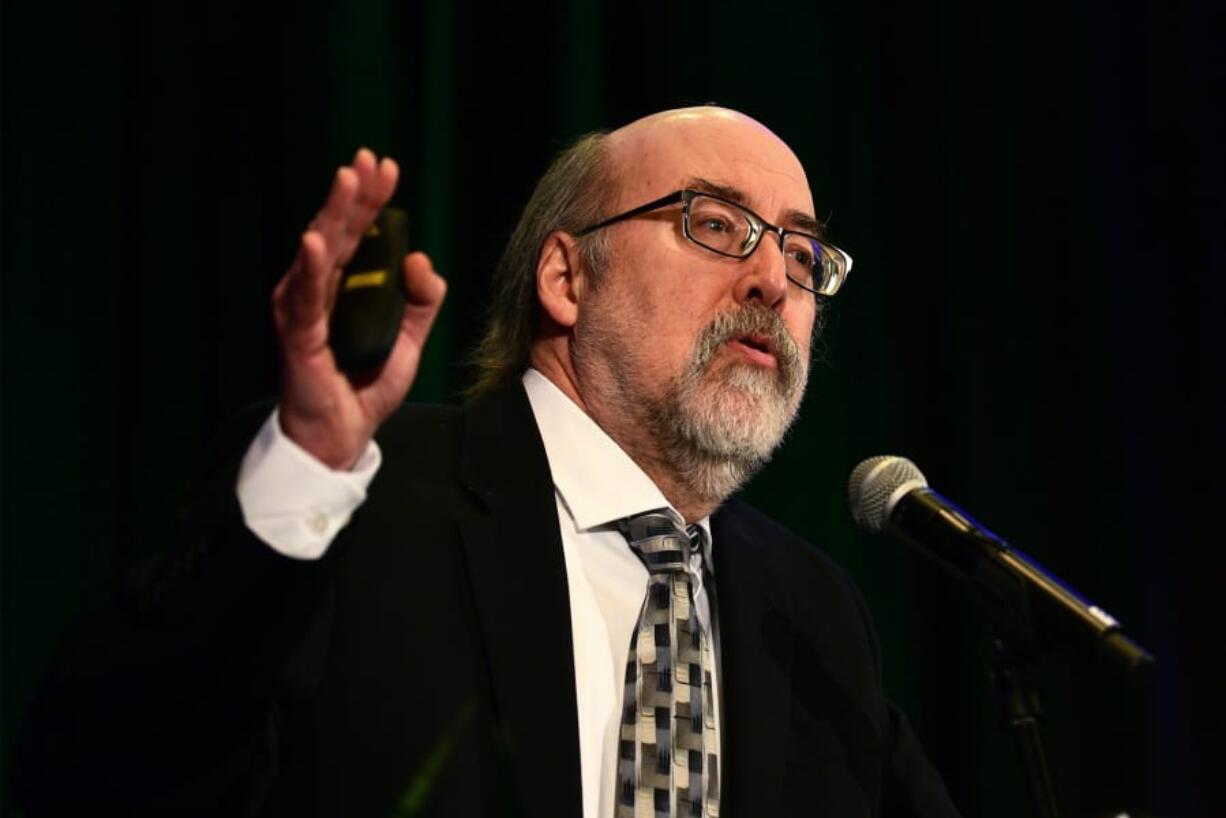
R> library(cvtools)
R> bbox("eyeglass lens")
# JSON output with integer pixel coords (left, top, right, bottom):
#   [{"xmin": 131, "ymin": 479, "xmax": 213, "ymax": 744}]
[{"xmin": 685, "ymin": 195, "xmax": 833, "ymax": 294}]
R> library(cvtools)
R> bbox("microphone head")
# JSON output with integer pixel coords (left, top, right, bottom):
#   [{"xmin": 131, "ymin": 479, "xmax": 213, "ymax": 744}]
[{"xmin": 849, "ymin": 455, "xmax": 929, "ymax": 533}]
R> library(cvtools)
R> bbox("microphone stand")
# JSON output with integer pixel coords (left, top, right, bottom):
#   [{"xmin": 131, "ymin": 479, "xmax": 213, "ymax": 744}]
[{"xmin": 990, "ymin": 637, "xmax": 1059, "ymax": 818}]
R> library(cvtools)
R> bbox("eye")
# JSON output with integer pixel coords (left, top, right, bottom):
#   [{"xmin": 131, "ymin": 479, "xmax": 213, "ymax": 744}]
[
  {"xmin": 687, "ymin": 196, "xmax": 750, "ymax": 252},
  {"xmin": 699, "ymin": 215, "xmax": 734, "ymax": 233},
  {"xmin": 783, "ymin": 236, "xmax": 819, "ymax": 268},
  {"xmin": 787, "ymin": 245, "xmax": 814, "ymax": 267}
]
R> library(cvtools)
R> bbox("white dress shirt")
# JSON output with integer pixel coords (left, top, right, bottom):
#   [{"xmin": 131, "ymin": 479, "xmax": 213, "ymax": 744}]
[{"xmin": 236, "ymin": 369, "xmax": 720, "ymax": 818}]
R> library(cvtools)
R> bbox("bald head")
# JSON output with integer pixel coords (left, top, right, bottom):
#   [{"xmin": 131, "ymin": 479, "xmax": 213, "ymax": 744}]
[{"xmin": 602, "ymin": 106, "xmax": 815, "ymax": 226}]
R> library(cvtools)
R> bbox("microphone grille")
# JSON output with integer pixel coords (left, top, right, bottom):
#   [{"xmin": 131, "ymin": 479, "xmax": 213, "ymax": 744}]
[{"xmin": 849, "ymin": 455, "xmax": 929, "ymax": 533}]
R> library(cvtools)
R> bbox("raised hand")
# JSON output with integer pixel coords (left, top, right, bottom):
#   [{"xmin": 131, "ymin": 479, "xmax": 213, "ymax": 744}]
[{"xmin": 272, "ymin": 148, "xmax": 447, "ymax": 470}]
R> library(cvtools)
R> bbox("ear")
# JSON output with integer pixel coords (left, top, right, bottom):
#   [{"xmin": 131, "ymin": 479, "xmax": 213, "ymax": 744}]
[{"xmin": 536, "ymin": 230, "xmax": 585, "ymax": 329}]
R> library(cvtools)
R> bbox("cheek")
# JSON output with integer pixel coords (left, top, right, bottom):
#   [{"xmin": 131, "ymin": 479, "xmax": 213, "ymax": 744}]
[
  {"xmin": 789, "ymin": 298, "xmax": 818, "ymax": 343},
  {"xmin": 784, "ymin": 304, "xmax": 814, "ymax": 358},
  {"xmin": 613, "ymin": 262, "xmax": 701, "ymax": 344},
  {"xmin": 603, "ymin": 236, "xmax": 729, "ymax": 368}
]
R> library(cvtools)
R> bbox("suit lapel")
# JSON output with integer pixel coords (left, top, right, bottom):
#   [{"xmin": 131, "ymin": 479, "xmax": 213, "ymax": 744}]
[
  {"xmin": 711, "ymin": 506, "xmax": 792, "ymax": 817},
  {"xmin": 455, "ymin": 383, "xmax": 583, "ymax": 817}
]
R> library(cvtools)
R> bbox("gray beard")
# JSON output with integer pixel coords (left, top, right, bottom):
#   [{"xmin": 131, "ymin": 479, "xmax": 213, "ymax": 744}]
[{"xmin": 647, "ymin": 304, "xmax": 810, "ymax": 506}]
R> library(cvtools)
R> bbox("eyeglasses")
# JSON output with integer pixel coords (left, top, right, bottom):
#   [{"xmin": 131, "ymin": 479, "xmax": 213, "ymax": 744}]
[{"xmin": 574, "ymin": 189, "xmax": 852, "ymax": 297}]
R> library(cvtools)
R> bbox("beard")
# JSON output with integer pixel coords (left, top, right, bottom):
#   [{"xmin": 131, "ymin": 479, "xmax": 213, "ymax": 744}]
[
  {"xmin": 648, "ymin": 304, "xmax": 810, "ymax": 504},
  {"xmin": 576, "ymin": 299, "xmax": 811, "ymax": 508}
]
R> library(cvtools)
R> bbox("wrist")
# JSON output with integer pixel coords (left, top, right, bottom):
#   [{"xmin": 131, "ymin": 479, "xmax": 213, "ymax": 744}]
[{"xmin": 278, "ymin": 409, "xmax": 368, "ymax": 471}]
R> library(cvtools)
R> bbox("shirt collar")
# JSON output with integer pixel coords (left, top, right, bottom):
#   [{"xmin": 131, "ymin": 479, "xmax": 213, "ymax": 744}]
[{"xmin": 522, "ymin": 369, "xmax": 712, "ymax": 545}]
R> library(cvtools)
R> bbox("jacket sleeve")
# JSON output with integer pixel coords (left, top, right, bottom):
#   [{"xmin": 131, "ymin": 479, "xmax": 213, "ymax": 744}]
[{"xmin": 11, "ymin": 407, "xmax": 339, "ymax": 817}]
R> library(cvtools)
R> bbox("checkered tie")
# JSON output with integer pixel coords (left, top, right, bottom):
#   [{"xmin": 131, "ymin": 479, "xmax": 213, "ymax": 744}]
[{"xmin": 616, "ymin": 511, "xmax": 720, "ymax": 818}]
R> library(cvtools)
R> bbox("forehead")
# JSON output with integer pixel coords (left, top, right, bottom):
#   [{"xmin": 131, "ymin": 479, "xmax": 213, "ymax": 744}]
[{"xmin": 606, "ymin": 109, "xmax": 815, "ymax": 221}]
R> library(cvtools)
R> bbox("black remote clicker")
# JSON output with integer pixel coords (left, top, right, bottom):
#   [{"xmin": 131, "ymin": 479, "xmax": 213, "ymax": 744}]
[{"xmin": 329, "ymin": 207, "xmax": 410, "ymax": 374}]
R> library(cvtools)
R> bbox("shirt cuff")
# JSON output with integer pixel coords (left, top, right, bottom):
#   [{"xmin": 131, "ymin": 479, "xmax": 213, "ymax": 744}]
[{"xmin": 236, "ymin": 408, "xmax": 381, "ymax": 560}]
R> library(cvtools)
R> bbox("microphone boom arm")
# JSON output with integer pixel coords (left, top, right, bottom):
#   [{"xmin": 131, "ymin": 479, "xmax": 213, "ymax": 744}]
[{"xmin": 892, "ymin": 487, "xmax": 1153, "ymax": 674}]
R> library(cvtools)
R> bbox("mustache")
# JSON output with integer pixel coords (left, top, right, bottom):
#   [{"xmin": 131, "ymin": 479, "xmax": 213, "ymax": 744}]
[{"xmin": 690, "ymin": 304, "xmax": 806, "ymax": 385}]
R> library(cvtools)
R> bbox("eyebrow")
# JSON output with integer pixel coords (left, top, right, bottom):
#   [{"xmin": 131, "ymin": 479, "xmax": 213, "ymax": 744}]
[{"xmin": 687, "ymin": 177, "xmax": 827, "ymax": 238}]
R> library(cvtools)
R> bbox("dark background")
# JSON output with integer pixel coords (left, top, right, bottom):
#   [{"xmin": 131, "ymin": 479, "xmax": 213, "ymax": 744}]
[{"xmin": 3, "ymin": 0, "xmax": 1222, "ymax": 815}]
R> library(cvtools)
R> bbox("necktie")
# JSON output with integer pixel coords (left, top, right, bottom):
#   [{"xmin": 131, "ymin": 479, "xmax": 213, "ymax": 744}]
[{"xmin": 617, "ymin": 511, "xmax": 720, "ymax": 818}]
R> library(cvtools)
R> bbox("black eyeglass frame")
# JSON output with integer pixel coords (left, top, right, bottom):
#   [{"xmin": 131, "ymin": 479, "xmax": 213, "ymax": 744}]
[{"xmin": 574, "ymin": 189, "xmax": 852, "ymax": 297}]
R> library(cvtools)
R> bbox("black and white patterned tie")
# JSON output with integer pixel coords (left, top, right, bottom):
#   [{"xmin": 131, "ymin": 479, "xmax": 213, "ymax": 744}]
[{"xmin": 616, "ymin": 511, "xmax": 719, "ymax": 818}]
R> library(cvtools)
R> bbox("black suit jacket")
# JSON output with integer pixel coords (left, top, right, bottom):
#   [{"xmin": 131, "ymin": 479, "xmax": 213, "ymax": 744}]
[{"xmin": 15, "ymin": 383, "xmax": 957, "ymax": 817}]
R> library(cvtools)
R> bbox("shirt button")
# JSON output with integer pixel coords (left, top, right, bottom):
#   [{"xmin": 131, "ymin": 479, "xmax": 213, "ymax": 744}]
[{"xmin": 306, "ymin": 512, "xmax": 328, "ymax": 534}]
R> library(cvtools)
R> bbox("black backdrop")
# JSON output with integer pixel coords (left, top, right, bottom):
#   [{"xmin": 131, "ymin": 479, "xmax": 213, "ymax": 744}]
[{"xmin": 3, "ymin": 1, "xmax": 1222, "ymax": 815}]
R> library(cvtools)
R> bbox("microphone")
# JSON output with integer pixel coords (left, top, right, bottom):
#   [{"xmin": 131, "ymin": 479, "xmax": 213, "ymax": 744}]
[{"xmin": 849, "ymin": 455, "xmax": 1154, "ymax": 676}]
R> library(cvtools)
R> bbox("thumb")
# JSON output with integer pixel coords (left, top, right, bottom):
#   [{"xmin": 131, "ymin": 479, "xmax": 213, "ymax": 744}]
[{"xmin": 401, "ymin": 251, "xmax": 447, "ymax": 342}]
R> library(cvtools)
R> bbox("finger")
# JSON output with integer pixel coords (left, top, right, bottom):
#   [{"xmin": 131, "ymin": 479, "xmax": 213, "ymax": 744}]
[
  {"xmin": 276, "ymin": 231, "xmax": 335, "ymax": 348},
  {"xmin": 345, "ymin": 148, "xmax": 379, "ymax": 238},
  {"xmin": 363, "ymin": 253, "xmax": 446, "ymax": 398},
  {"xmin": 341, "ymin": 154, "xmax": 398, "ymax": 248},
  {"xmin": 373, "ymin": 156, "xmax": 399, "ymax": 208},
  {"xmin": 399, "ymin": 251, "xmax": 447, "ymax": 345},
  {"xmin": 350, "ymin": 146, "xmax": 378, "ymax": 192},
  {"xmin": 309, "ymin": 166, "xmax": 360, "ymax": 264},
  {"xmin": 403, "ymin": 251, "xmax": 446, "ymax": 307}
]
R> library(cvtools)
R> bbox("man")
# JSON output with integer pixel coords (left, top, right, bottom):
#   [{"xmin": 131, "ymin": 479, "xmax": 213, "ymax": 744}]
[{"xmin": 15, "ymin": 107, "xmax": 958, "ymax": 817}]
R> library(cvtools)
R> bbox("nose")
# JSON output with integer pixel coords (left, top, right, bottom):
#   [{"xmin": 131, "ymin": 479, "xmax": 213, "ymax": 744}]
[{"xmin": 732, "ymin": 229, "xmax": 789, "ymax": 309}]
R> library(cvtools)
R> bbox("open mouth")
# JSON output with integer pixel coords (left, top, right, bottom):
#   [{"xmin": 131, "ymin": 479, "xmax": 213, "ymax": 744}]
[{"xmin": 727, "ymin": 333, "xmax": 778, "ymax": 367}]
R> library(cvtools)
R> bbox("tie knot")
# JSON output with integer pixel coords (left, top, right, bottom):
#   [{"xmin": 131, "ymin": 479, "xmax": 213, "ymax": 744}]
[{"xmin": 619, "ymin": 511, "xmax": 703, "ymax": 575}]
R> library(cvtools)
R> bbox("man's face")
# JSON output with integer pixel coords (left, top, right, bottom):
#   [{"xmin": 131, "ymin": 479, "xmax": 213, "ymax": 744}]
[{"xmin": 572, "ymin": 109, "xmax": 819, "ymax": 501}]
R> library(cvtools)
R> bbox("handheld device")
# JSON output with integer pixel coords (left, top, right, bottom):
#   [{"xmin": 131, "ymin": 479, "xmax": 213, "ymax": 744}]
[{"xmin": 329, "ymin": 208, "xmax": 410, "ymax": 373}]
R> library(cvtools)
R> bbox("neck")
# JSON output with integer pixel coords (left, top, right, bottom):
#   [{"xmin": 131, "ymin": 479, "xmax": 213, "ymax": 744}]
[
  {"xmin": 590, "ymin": 404, "xmax": 724, "ymax": 523},
  {"xmin": 529, "ymin": 346, "xmax": 729, "ymax": 524}
]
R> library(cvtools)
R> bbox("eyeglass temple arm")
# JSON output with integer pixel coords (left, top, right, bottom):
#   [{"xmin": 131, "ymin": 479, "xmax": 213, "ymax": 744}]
[{"xmin": 573, "ymin": 191, "xmax": 687, "ymax": 236}]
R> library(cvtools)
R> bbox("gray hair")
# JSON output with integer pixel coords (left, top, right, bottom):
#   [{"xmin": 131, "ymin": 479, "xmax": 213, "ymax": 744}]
[{"xmin": 466, "ymin": 131, "xmax": 614, "ymax": 397}]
